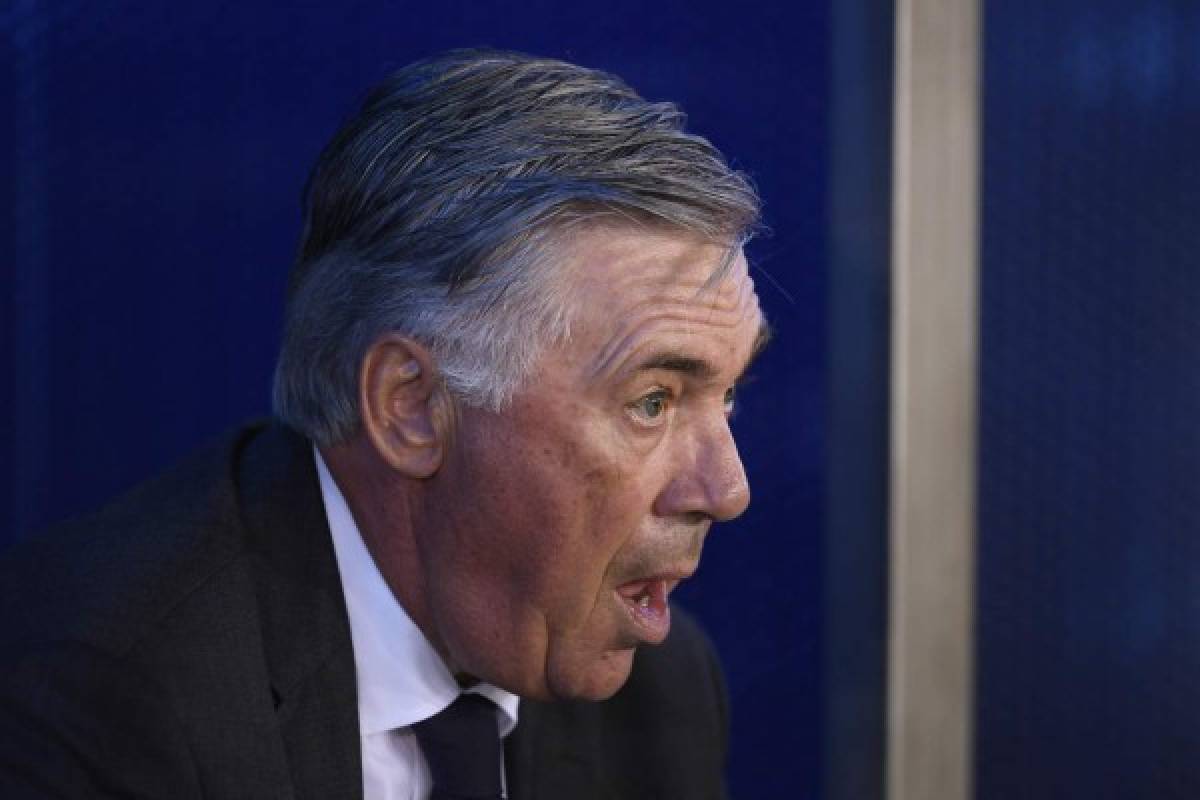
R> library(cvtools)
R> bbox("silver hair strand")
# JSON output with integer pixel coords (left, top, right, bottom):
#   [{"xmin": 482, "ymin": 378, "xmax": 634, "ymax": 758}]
[{"xmin": 272, "ymin": 49, "xmax": 760, "ymax": 446}]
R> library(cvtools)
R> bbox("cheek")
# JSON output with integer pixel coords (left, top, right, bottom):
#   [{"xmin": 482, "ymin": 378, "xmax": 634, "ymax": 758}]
[
  {"xmin": 465, "ymin": 402, "xmax": 641, "ymax": 607},
  {"xmin": 522, "ymin": 450, "xmax": 637, "ymax": 612},
  {"xmin": 526, "ymin": 411, "xmax": 624, "ymax": 526}
]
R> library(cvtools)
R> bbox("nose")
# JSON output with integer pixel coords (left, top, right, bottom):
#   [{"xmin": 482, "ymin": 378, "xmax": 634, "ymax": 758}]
[{"xmin": 654, "ymin": 416, "xmax": 751, "ymax": 523}]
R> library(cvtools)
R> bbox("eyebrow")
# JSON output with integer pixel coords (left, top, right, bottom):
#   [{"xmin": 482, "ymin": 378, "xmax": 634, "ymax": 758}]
[
  {"xmin": 634, "ymin": 319, "xmax": 773, "ymax": 383},
  {"xmin": 635, "ymin": 353, "xmax": 718, "ymax": 380}
]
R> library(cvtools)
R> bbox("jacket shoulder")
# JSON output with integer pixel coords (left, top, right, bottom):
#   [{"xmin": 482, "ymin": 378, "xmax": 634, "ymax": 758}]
[
  {"xmin": 0, "ymin": 422, "xmax": 316, "ymax": 798},
  {"xmin": 0, "ymin": 423, "xmax": 268, "ymax": 655}
]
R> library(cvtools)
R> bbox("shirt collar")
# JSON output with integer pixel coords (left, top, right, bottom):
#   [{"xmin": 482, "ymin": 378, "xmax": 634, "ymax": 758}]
[{"xmin": 314, "ymin": 447, "xmax": 520, "ymax": 737}]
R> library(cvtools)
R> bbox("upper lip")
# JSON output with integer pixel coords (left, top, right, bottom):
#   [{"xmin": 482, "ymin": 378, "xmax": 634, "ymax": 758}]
[{"xmin": 617, "ymin": 564, "xmax": 697, "ymax": 592}]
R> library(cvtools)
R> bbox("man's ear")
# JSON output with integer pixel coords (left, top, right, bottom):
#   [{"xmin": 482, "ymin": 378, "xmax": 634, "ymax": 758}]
[{"xmin": 358, "ymin": 334, "xmax": 450, "ymax": 478}]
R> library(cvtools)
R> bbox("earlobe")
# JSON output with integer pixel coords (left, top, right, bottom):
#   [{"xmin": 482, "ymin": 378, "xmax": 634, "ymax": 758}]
[{"xmin": 359, "ymin": 335, "xmax": 448, "ymax": 478}]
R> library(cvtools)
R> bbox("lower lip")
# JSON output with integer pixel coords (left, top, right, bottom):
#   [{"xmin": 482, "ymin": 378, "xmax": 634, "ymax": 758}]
[{"xmin": 615, "ymin": 578, "xmax": 675, "ymax": 644}]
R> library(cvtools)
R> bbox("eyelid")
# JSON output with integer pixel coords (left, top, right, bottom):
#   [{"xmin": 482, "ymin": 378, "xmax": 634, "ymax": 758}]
[{"xmin": 625, "ymin": 386, "xmax": 674, "ymax": 427}]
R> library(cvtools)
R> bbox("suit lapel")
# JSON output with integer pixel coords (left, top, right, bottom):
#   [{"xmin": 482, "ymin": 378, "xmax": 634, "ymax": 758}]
[{"xmin": 238, "ymin": 424, "xmax": 363, "ymax": 799}]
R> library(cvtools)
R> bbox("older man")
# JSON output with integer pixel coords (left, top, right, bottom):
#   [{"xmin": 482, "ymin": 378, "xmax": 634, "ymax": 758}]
[{"xmin": 0, "ymin": 50, "xmax": 766, "ymax": 799}]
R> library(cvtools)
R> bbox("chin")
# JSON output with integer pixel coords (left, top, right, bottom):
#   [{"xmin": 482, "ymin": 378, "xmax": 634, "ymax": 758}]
[{"xmin": 545, "ymin": 646, "xmax": 637, "ymax": 702}]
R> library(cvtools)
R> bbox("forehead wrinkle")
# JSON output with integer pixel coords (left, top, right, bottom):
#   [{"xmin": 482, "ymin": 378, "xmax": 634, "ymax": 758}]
[
  {"xmin": 586, "ymin": 270, "xmax": 760, "ymax": 382},
  {"xmin": 586, "ymin": 297, "xmax": 759, "ymax": 384},
  {"xmin": 597, "ymin": 271, "xmax": 746, "ymax": 316},
  {"xmin": 618, "ymin": 281, "xmax": 747, "ymax": 327},
  {"xmin": 686, "ymin": 268, "xmax": 759, "ymax": 338},
  {"xmin": 594, "ymin": 268, "xmax": 750, "ymax": 334},
  {"xmin": 557, "ymin": 229, "xmax": 759, "ymax": 382},
  {"xmin": 568, "ymin": 234, "xmax": 747, "ymax": 302}
]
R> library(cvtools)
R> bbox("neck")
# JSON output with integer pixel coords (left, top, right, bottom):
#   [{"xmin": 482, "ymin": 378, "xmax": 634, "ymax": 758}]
[{"xmin": 319, "ymin": 437, "xmax": 446, "ymax": 663}]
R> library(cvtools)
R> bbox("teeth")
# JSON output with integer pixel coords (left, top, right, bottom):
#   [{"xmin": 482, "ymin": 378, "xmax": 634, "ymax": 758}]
[{"xmin": 637, "ymin": 593, "xmax": 651, "ymax": 608}]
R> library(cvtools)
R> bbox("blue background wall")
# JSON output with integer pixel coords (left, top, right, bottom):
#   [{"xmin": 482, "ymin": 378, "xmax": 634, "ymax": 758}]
[
  {"xmin": 2, "ymin": 2, "xmax": 830, "ymax": 797},
  {"xmin": 977, "ymin": 1, "xmax": 1200, "ymax": 797}
]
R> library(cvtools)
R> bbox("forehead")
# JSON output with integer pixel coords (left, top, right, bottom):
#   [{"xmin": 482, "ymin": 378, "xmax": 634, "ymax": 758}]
[{"xmin": 556, "ymin": 225, "xmax": 762, "ymax": 378}]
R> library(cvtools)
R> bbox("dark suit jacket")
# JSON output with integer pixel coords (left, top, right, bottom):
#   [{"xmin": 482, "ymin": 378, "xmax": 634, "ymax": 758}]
[{"xmin": 0, "ymin": 423, "xmax": 730, "ymax": 799}]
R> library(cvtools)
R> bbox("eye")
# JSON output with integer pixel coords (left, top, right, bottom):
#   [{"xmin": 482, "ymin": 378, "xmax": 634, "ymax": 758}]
[
  {"xmin": 628, "ymin": 388, "xmax": 672, "ymax": 426},
  {"xmin": 724, "ymin": 386, "xmax": 737, "ymax": 416}
]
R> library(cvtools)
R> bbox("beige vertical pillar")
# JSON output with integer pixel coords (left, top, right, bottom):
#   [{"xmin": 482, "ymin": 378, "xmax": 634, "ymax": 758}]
[{"xmin": 887, "ymin": 0, "xmax": 982, "ymax": 799}]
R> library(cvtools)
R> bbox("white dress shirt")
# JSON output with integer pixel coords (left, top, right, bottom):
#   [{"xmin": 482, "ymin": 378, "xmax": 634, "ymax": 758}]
[{"xmin": 315, "ymin": 449, "xmax": 520, "ymax": 800}]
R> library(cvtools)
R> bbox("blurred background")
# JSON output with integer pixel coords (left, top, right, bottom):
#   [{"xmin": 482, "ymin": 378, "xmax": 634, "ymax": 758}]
[{"xmin": 3, "ymin": 0, "xmax": 1198, "ymax": 798}]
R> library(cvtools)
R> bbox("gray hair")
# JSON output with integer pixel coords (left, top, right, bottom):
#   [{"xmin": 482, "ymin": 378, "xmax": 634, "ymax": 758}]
[{"xmin": 273, "ymin": 49, "xmax": 760, "ymax": 446}]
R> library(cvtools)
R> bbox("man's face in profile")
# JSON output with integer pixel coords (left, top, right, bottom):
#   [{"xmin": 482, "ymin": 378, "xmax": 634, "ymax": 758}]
[{"xmin": 416, "ymin": 224, "xmax": 765, "ymax": 702}]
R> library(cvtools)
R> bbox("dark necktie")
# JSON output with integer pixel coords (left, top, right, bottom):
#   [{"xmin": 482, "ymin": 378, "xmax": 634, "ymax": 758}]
[{"xmin": 412, "ymin": 693, "xmax": 504, "ymax": 800}]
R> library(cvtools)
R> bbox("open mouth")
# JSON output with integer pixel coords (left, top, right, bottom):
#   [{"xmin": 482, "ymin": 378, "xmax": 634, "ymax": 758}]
[{"xmin": 615, "ymin": 576, "xmax": 682, "ymax": 644}]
